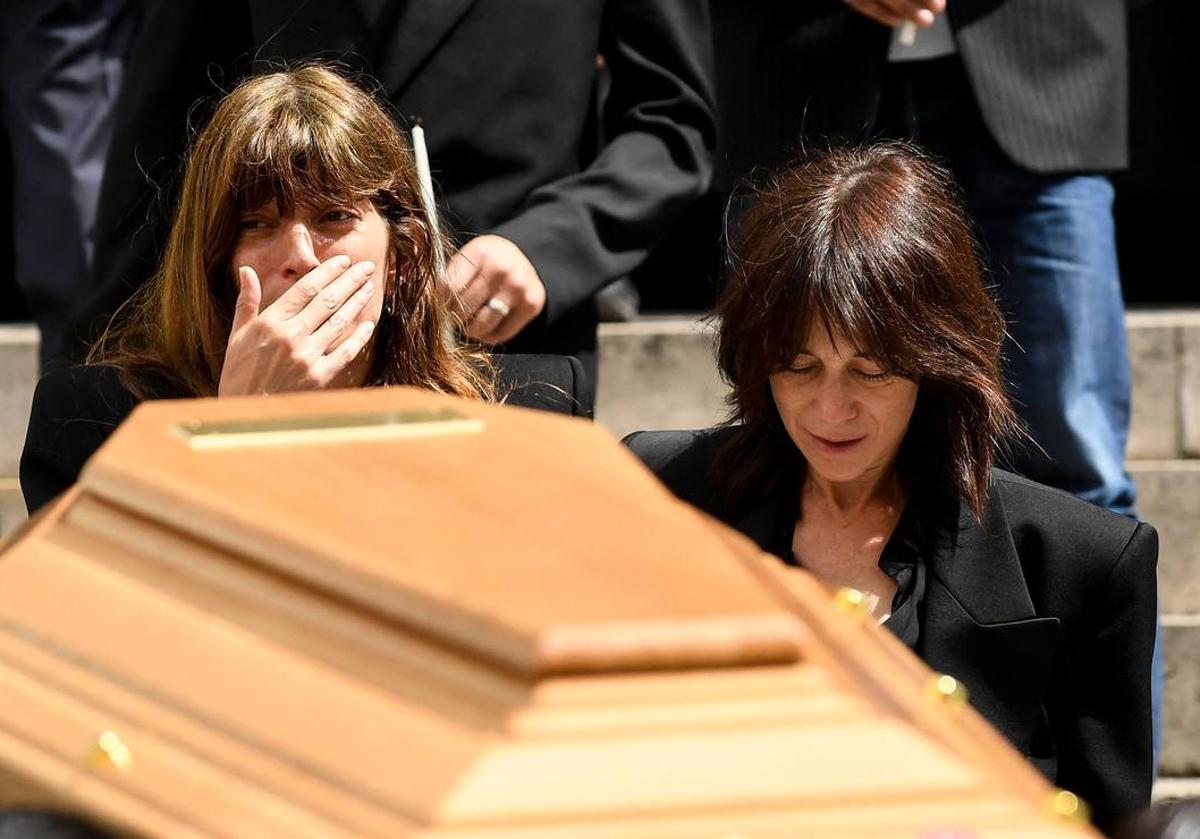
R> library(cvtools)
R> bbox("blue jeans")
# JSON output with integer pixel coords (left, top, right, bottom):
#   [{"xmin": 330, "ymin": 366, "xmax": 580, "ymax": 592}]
[
  {"xmin": 965, "ymin": 164, "xmax": 1137, "ymax": 514},
  {"xmin": 960, "ymin": 152, "xmax": 1163, "ymax": 768},
  {"xmin": 878, "ymin": 56, "xmax": 1160, "ymax": 765}
]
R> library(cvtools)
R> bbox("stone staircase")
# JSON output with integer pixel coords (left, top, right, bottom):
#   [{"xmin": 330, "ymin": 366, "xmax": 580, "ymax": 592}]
[{"xmin": 2, "ymin": 312, "xmax": 1198, "ymax": 786}]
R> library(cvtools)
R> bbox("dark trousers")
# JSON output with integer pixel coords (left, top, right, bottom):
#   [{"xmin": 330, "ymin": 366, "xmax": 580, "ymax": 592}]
[{"xmin": 0, "ymin": 0, "xmax": 137, "ymax": 366}]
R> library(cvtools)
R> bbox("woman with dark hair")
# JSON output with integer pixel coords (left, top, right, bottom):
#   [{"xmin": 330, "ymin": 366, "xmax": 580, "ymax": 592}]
[
  {"xmin": 21, "ymin": 65, "xmax": 585, "ymax": 514},
  {"xmin": 625, "ymin": 144, "xmax": 1156, "ymax": 828}
]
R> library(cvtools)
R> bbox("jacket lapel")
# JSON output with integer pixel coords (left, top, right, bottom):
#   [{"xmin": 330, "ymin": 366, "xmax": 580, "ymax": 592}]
[
  {"xmin": 919, "ymin": 493, "xmax": 1061, "ymax": 753},
  {"xmin": 376, "ymin": 0, "xmax": 479, "ymax": 101}
]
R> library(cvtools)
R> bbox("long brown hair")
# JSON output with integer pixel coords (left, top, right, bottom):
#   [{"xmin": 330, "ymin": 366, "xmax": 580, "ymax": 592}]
[
  {"xmin": 715, "ymin": 143, "xmax": 1021, "ymax": 519},
  {"xmin": 90, "ymin": 64, "xmax": 493, "ymax": 400}
]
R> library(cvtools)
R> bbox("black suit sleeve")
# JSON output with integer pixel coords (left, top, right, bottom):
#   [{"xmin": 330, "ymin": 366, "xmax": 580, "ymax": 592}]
[
  {"xmin": 1053, "ymin": 521, "xmax": 1157, "ymax": 828},
  {"xmin": 492, "ymin": 0, "xmax": 717, "ymax": 324}
]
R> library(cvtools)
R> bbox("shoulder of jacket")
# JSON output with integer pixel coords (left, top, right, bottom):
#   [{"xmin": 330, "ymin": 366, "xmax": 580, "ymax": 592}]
[
  {"xmin": 622, "ymin": 426, "xmax": 733, "ymax": 469},
  {"xmin": 987, "ymin": 468, "xmax": 1150, "ymax": 570}
]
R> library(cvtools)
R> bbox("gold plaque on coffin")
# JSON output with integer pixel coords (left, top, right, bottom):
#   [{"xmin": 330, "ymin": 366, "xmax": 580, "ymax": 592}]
[{"xmin": 0, "ymin": 387, "xmax": 1097, "ymax": 838}]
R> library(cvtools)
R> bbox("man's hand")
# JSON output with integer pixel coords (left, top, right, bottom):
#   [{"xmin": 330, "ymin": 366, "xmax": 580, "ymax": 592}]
[
  {"xmin": 218, "ymin": 257, "xmax": 377, "ymax": 396},
  {"xmin": 840, "ymin": 0, "xmax": 945, "ymax": 28},
  {"xmin": 444, "ymin": 234, "xmax": 546, "ymax": 345}
]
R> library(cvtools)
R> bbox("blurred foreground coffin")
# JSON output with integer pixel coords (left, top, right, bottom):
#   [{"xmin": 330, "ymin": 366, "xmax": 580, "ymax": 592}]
[{"xmin": 0, "ymin": 387, "xmax": 1097, "ymax": 838}]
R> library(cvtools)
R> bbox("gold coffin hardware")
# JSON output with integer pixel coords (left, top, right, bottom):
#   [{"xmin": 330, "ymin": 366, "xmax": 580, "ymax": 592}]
[
  {"xmin": 85, "ymin": 730, "xmax": 132, "ymax": 773},
  {"xmin": 1049, "ymin": 790, "xmax": 1091, "ymax": 822},
  {"xmin": 833, "ymin": 586, "xmax": 872, "ymax": 620},
  {"xmin": 175, "ymin": 408, "xmax": 484, "ymax": 449},
  {"xmin": 927, "ymin": 674, "xmax": 970, "ymax": 706}
]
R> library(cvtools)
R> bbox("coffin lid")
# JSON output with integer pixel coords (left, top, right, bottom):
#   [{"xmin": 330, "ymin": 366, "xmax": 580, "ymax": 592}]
[{"xmin": 79, "ymin": 387, "xmax": 803, "ymax": 677}]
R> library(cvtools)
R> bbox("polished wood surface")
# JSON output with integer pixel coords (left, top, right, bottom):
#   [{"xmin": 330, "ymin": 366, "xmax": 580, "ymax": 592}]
[{"xmin": 0, "ymin": 387, "xmax": 1099, "ymax": 837}]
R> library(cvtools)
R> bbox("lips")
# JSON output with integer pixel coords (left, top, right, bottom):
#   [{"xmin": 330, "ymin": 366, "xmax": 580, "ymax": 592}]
[{"xmin": 809, "ymin": 432, "xmax": 866, "ymax": 453}]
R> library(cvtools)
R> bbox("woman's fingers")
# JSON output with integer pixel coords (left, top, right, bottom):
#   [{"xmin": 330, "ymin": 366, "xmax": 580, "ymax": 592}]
[
  {"xmin": 231, "ymin": 266, "xmax": 262, "ymax": 332},
  {"xmin": 219, "ymin": 257, "xmax": 379, "ymax": 396},
  {"xmin": 447, "ymin": 235, "xmax": 547, "ymax": 345},
  {"xmin": 442, "ymin": 246, "xmax": 486, "ymax": 323},
  {"xmin": 843, "ymin": 0, "xmax": 941, "ymax": 26},
  {"xmin": 315, "ymin": 319, "xmax": 376, "ymax": 382},
  {"xmin": 290, "ymin": 259, "xmax": 375, "ymax": 335},
  {"xmin": 309, "ymin": 278, "xmax": 375, "ymax": 351},
  {"xmin": 270, "ymin": 255, "xmax": 354, "ymax": 319}
]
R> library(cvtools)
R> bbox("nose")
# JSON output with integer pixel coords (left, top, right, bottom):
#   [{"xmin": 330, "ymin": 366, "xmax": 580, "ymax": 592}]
[
  {"xmin": 280, "ymin": 223, "xmax": 321, "ymax": 279},
  {"xmin": 814, "ymin": 374, "xmax": 857, "ymax": 425}
]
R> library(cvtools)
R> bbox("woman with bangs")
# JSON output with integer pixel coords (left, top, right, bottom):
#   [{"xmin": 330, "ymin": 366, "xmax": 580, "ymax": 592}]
[
  {"xmin": 625, "ymin": 144, "xmax": 1156, "ymax": 828},
  {"xmin": 21, "ymin": 65, "xmax": 584, "ymax": 513}
]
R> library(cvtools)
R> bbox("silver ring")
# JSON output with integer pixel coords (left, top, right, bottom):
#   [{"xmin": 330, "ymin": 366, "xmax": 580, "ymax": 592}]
[{"xmin": 485, "ymin": 297, "xmax": 511, "ymax": 318}]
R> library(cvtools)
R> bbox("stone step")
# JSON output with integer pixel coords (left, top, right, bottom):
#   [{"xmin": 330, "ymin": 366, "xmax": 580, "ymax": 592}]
[
  {"xmin": 1127, "ymin": 310, "xmax": 1200, "ymax": 460},
  {"xmin": 0, "ymin": 478, "xmax": 22, "ymax": 539},
  {"xmin": 1163, "ymin": 616, "xmax": 1200, "ymax": 776},
  {"xmin": 595, "ymin": 318, "xmax": 726, "ymax": 441},
  {"xmin": 1133, "ymin": 462, "xmax": 1200, "ymax": 615},
  {"xmin": 1152, "ymin": 776, "xmax": 1200, "ymax": 802},
  {"xmin": 0, "ymin": 325, "xmax": 38, "ymax": 479}
]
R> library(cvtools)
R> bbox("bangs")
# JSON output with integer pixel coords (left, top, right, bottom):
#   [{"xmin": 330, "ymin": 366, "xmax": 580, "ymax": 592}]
[
  {"xmin": 231, "ymin": 109, "xmax": 390, "ymax": 213},
  {"xmin": 769, "ymin": 249, "xmax": 919, "ymax": 377}
]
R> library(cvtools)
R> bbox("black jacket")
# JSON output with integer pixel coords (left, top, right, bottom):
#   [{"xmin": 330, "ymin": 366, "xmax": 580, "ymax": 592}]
[
  {"xmin": 67, "ymin": 0, "xmax": 716, "ymax": 363},
  {"xmin": 624, "ymin": 426, "xmax": 1156, "ymax": 828},
  {"xmin": 21, "ymin": 354, "xmax": 587, "ymax": 516},
  {"xmin": 712, "ymin": 0, "xmax": 1140, "ymax": 180}
]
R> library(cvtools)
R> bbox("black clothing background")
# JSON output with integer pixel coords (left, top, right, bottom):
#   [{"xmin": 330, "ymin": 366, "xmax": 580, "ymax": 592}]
[
  {"xmin": 624, "ymin": 426, "xmax": 1156, "ymax": 828},
  {"xmin": 21, "ymin": 353, "xmax": 588, "ymax": 516}
]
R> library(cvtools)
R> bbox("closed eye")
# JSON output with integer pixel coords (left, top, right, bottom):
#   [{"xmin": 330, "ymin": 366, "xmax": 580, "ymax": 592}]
[{"xmin": 853, "ymin": 369, "xmax": 892, "ymax": 382}]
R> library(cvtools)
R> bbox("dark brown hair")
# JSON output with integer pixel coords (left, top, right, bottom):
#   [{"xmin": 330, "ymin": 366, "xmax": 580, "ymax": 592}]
[
  {"xmin": 90, "ymin": 64, "xmax": 493, "ymax": 400},
  {"xmin": 715, "ymin": 143, "xmax": 1021, "ymax": 519}
]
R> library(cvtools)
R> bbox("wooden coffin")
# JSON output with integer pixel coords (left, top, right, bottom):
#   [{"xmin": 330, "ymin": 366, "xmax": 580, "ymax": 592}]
[{"xmin": 0, "ymin": 386, "xmax": 1098, "ymax": 838}]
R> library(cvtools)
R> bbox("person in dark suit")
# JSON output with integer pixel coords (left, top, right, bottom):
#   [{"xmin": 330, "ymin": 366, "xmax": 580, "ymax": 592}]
[
  {"xmin": 62, "ymin": 0, "xmax": 717, "ymax": 410},
  {"xmin": 0, "ymin": 0, "xmax": 137, "ymax": 366},
  {"xmin": 624, "ymin": 145, "xmax": 1156, "ymax": 829},
  {"xmin": 21, "ymin": 66, "xmax": 587, "ymax": 516}
]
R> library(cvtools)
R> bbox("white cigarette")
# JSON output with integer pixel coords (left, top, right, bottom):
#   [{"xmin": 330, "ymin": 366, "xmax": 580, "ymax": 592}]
[
  {"xmin": 410, "ymin": 124, "xmax": 444, "ymax": 273},
  {"xmin": 898, "ymin": 21, "xmax": 917, "ymax": 46},
  {"xmin": 412, "ymin": 123, "xmax": 458, "ymax": 345}
]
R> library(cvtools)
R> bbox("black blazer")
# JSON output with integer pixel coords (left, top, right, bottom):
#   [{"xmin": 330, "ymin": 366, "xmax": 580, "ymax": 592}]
[
  {"xmin": 624, "ymin": 426, "xmax": 1156, "ymax": 827},
  {"xmin": 711, "ymin": 0, "xmax": 1141, "ymax": 180},
  {"xmin": 21, "ymin": 354, "xmax": 587, "ymax": 517},
  {"xmin": 67, "ymin": 0, "xmax": 716, "ymax": 363}
]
